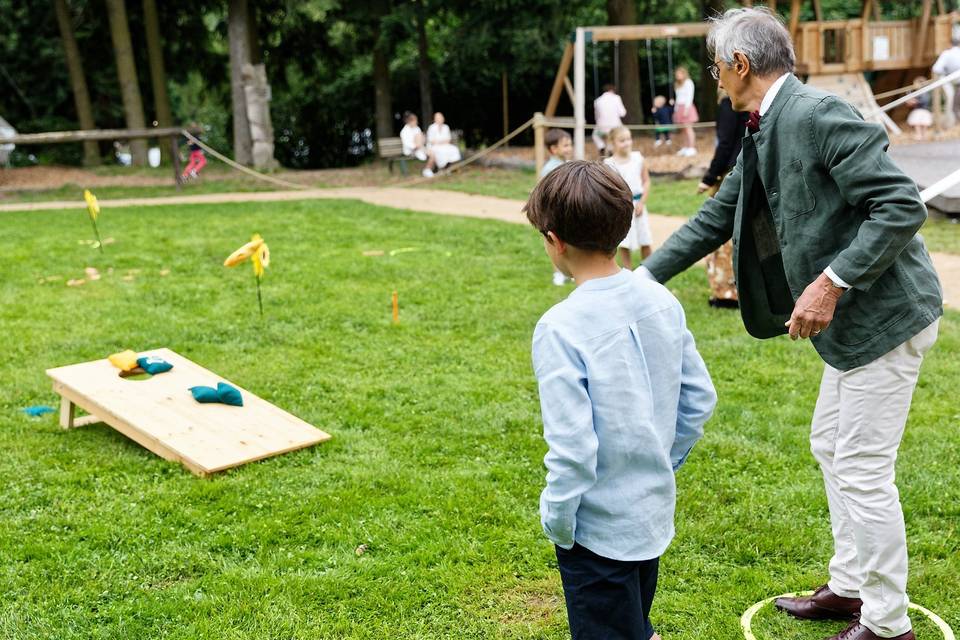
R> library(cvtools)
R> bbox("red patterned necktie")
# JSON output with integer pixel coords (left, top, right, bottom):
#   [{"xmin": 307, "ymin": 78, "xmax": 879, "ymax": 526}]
[{"xmin": 747, "ymin": 110, "xmax": 761, "ymax": 132}]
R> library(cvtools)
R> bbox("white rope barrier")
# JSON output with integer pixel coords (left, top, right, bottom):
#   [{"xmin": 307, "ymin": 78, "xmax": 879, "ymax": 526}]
[
  {"xmin": 871, "ymin": 68, "xmax": 960, "ymax": 116},
  {"xmin": 181, "ymin": 130, "xmax": 311, "ymax": 191}
]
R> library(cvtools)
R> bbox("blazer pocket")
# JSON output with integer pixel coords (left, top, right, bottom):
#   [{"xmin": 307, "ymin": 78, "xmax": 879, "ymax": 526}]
[{"xmin": 778, "ymin": 159, "xmax": 816, "ymax": 217}]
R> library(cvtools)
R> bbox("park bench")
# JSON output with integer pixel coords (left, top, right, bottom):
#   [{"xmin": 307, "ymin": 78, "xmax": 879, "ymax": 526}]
[{"xmin": 379, "ymin": 130, "xmax": 462, "ymax": 176}]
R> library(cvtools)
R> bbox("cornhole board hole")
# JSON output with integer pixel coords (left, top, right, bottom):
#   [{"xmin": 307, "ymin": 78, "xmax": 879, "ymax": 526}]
[{"xmin": 46, "ymin": 348, "xmax": 331, "ymax": 477}]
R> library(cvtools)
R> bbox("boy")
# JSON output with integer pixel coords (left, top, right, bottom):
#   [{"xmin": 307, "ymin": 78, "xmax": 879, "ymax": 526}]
[
  {"xmin": 650, "ymin": 95, "xmax": 673, "ymax": 148},
  {"xmin": 593, "ymin": 84, "xmax": 627, "ymax": 155},
  {"xmin": 541, "ymin": 128, "xmax": 573, "ymax": 178},
  {"xmin": 524, "ymin": 161, "xmax": 717, "ymax": 640},
  {"xmin": 540, "ymin": 128, "xmax": 574, "ymax": 286}
]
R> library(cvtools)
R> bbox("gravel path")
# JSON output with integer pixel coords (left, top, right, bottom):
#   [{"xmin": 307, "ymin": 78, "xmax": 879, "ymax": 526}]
[{"xmin": 2, "ymin": 186, "xmax": 956, "ymax": 307}]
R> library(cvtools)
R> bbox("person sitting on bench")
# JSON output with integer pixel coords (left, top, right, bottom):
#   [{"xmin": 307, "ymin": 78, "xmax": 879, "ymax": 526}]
[
  {"xmin": 399, "ymin": 112, "xmax": 429, "ymax": 162},
  {"xmin": 422, "ymin": 112, "xmax": 461, "ymax": 178}
]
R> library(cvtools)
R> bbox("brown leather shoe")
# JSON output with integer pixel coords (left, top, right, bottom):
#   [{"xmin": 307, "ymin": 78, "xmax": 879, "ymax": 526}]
[
  {"xmin": 774, "ymin": 585, "xmax": 862, "ymax": 620},
  {"xmin": 825, "ymin": 620, "xmax": 914, "ymax": 640}
]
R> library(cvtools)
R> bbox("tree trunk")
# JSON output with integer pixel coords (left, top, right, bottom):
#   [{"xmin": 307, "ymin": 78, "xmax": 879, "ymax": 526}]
[
  {"xmin": 372, "ymin": 18, "xmax": 393, "ymax": 141},
  {"xmin": 228, "ymin": 0, "xmax": 253, "ymax": 166},
  {"xmin": 142, "ymin": 0, "xmax": 173, "ymax": 163},
  {"xmin": 699, "ymin": 0, "xmax": 724, "ymax": 120},
  {"xmin": 54, "ymin": 0, "xmax": 99, "ymax": 166},
  {"xmin": 606, "ymin": 0, "xmax": 642, "ymax": 124},
  {"xmin": 105, "ymin": 0, "xmax": 148, "ymax": 166},
  {"xmin": 415, "ymin": 0, "xmax": 433, "ymax": 125}
]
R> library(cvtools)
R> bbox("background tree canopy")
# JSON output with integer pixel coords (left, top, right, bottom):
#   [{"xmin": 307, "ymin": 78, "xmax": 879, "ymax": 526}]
[{"xmin": 0, "ymin": 0, "xmax": 954, "ymax": 168}]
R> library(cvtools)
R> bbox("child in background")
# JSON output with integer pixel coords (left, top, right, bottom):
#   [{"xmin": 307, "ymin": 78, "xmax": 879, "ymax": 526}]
[
  {"xmin": 673, "ymin": 66, "xmax": 699, "ymax": 157},
  {"xmin": 604, "ymin": 126, "xmax": 653, "ymax": 270},
  {"xmin": 541, "ymin": 128, "xmax": 573, "ymax": 178},
  {"xmin": 181, "ymin": 128, "xmax": 207, "ymax": 181},
  {"xmin": 650, "ymin": 95, "xmax": 673, "ymax": 148},
  {"xmin": 524, "ymin": 160, "xmax": 716, "ymax": 640},
  {"xmin": 906, "ymin": 77, "xmax": 934, "ymax": 140},
  {"xmin": 399, "ymin": 111, "xmax": 428, "ymax": 161},
  {"xmin": 540, "ymin": 129, "xmax": 573, "ymax": 287},
  {"xmin": 540, "ymin": 128, "xmax": 575, "ymax": 286}
]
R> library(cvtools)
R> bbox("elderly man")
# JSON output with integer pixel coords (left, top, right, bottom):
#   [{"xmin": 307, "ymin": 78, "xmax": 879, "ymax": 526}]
[{"xmin": 640, "ymin": 8, "xmax": 942, "ymax": 640}]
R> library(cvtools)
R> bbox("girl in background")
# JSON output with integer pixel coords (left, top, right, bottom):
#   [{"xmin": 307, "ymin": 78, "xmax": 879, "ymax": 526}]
[
  {"xmin": 673, "ymin": 67, "xmax": 699, "ymax": 157},
  {"xmin": 603, "ymin": 126, "xmax": 652, "ymax": 269}
]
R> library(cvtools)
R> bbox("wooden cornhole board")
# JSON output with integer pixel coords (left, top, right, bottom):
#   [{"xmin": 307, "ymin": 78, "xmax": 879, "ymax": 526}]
[{"xmin": 46, "ymin": 348, "xmax": 331, "ymax": 476}]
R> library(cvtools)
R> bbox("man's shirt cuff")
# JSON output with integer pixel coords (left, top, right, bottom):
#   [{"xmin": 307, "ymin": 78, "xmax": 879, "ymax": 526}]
[{"xmin": 824, "ymin": 266, "xmax": 851, "ymax": 289}]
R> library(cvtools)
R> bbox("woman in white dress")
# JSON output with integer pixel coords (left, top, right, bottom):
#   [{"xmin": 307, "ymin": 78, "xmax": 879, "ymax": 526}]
[
  {"xmin": 672, "ymin": 66, "xmax": 699, "ymax": 157},
  {"xmin": 603, "ymin": 126, "xmax": 653, "ymax": 270},
  {"xmin": 423, "ymin": 112, "xmax": 461, "ymax": 177}
]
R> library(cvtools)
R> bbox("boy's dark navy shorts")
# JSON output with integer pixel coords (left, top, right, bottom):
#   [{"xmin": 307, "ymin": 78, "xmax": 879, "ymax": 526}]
[{"xmin": 555, "ymin": 543, "xmax": 659, "ymax": 640}]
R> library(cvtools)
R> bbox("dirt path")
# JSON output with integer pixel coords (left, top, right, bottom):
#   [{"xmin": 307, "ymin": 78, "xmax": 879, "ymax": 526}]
[{"xmin": 2, "ymin": 187, "xmax": 957, "ymax": 306}]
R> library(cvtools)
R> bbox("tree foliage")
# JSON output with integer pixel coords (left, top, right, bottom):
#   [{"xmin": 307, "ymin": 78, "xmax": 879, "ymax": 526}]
[{"xmin": 0, "ymin": 0, "xmax": 953, "ymax": 168}]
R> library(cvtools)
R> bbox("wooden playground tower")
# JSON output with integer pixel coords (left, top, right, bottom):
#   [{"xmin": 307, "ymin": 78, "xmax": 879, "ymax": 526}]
[{"xmin": 538, "ymin": 0, "xmax": 960, "ymax": 165}]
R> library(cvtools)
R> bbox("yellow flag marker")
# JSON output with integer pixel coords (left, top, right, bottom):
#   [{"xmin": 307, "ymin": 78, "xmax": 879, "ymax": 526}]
[
  {"xmin": 83, "ymin": 189, "xmax": 104, "ymax": 253},
  {"xmin": 224, "ymin": 233, "xmax": 270, "ymax": 317}
]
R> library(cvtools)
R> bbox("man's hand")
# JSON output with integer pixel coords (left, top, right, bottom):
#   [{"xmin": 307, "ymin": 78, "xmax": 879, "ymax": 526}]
[
  {"xmin": 696, "ymin": 182, "xmax": 710, "ymax": 194},
  {"xmin": 785, "ymin": 272, "xmax": 845, "ymax": 340}
]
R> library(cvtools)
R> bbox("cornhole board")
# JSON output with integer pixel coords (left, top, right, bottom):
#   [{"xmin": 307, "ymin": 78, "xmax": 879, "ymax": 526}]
[{"xmin": 46, "ymin": 348, "xmax": 331, "ymax": 477}]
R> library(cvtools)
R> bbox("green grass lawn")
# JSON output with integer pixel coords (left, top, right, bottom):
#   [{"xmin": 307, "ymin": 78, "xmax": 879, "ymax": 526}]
[{"xmin": 1, "ymin": 199, "xmax": 957, "ymax": 639}]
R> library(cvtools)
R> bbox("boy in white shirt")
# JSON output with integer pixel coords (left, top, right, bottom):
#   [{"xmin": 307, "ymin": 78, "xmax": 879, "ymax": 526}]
[{"xmin": 593, "ymin": 84, "xmax": 627, "ymax": 155}]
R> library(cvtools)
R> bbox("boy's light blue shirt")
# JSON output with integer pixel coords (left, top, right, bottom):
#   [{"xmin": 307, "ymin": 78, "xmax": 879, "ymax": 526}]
[
  {"xmin": 540, "ymin": 156, "xmax": 565, "ymax": 178},
  {"xmin": 532, "ymin": 269, "xmax": 716, "ymax": 561}
]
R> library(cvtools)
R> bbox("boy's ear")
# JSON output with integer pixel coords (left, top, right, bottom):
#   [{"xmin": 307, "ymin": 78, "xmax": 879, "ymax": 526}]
[{"xmin": 545, "ymin": 231, "xmax": 566, "ymax": 253}]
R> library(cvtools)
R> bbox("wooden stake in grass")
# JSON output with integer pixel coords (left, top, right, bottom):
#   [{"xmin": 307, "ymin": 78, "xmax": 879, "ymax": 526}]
[
  {"xmin": 392, "ymin": 291, "xmax": 399, "ymax": 324},
  {"xmin": 224, "ymin": 234, "xmax": 270, "ymax": 318},
  {"xmin": 82, "ymin": 189, "xmax": 104, "ymax": 253}
]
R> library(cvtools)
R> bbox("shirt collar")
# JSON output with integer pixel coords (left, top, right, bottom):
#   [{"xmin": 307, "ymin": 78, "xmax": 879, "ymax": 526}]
[
  {"xmin": 759, "ymin": 72, "xmax": 792, "ymax": 117},
  {"xmin": 572, "ymin": 268, "xmax": 632, "ymax": 293}
]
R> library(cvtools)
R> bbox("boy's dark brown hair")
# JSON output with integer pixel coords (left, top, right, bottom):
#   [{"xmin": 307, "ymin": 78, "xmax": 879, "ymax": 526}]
[
  {"xmin": 544, "ymin": 128, "xmax": 571, "ymax": 152},
  {"xmin": 524, "ymin": 161, "xmax": 633, "ymax": 256}
]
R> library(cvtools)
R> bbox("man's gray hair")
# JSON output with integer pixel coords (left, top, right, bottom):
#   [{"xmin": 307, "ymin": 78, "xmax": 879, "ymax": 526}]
[{"xmin": 707, "ymin": 7, "xmax": 796, "ymax": 77}]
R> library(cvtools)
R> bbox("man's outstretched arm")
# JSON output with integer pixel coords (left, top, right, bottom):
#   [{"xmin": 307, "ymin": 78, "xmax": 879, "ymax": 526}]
[{"xmin": 642, "ymin": 157, "xmax": 741, "ymax": 284}]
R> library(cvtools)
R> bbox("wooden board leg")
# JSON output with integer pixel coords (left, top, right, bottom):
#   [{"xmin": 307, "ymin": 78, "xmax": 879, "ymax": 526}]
[
  {"xmin": 59, "ymin": 395, "xmax": 101, "ymax": 428},
  {"xmin": 59, "ymin": 396, "xmax": 75, "ymax": 429}
]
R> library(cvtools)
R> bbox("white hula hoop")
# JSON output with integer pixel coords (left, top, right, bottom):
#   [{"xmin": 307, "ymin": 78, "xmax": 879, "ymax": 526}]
[{"xmin": 741, "ymin": 591, "xmax": 955, "ymax": 640}]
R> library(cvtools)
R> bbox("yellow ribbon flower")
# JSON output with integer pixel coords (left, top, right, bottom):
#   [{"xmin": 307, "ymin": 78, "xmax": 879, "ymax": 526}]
[
  {"xmin": 224, "ymin": 234, "xmax": 264, "ymax": 267},
  {"xmin": 251, "ymin": 241, "xmax": 270, "ymax": 278},
  {"xmin": 83, "ymin": 189, "xmax": 99, "ymax": 220},
  {"xmin": 82, "ymin": 189, "xmax": 104, "ymax": 252},
  {"xmin": 225, "ymin": 233, "xmax": 270, "ymax": 317}
]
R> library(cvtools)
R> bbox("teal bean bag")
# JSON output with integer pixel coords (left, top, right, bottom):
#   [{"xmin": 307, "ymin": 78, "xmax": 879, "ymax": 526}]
[
  {"xmin": 189, "ymin": 382, "xmax": 243, "ymax": 407},
  {"xmin": 137, "ymin": 356, "xmax": 173, "ymax": 375}
]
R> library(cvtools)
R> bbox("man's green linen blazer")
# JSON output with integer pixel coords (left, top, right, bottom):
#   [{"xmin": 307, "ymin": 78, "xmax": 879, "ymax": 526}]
[{"xmin": 644, "ymin": 74, "xmax": 942, "ymax": 371}]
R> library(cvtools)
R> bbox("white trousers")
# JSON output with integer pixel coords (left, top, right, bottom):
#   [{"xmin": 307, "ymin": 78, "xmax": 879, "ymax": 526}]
[{"xmin": 810, "ymin": 319, "xmax": 939, "ymax": 638}]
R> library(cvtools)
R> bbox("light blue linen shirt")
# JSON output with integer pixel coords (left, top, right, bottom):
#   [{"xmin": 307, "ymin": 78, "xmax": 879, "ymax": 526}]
[
  {"xmin": 532, "ymin": 268, "xmax": 716, "ymax": 561},
  {"xmin": 540, "ymin": 156, "xmax": 565, "ymax": 178}
]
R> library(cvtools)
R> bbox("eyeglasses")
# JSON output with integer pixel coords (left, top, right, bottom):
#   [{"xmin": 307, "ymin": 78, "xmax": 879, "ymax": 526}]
[{"xmin": 707, "ymin": 62, "xmax": 721, "ymax": 81}]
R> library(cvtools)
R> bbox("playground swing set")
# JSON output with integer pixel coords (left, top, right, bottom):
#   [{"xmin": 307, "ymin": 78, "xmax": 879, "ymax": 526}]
[{"xmin": 533, "ymin": 0, "xmax": 960, "ymax": 174}]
